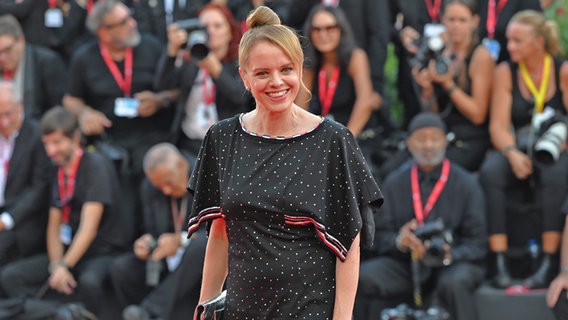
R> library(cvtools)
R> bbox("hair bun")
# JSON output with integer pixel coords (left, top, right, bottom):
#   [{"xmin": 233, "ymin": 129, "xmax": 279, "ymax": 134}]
[{"xmin": 246, "ymin": 6, "xmax": 281, "ymax": 30}]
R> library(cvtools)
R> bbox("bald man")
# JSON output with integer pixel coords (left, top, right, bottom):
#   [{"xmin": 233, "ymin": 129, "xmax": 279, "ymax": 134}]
[{"xmin": 110, "ymin": 142, "xmax": 206, "ymax": 320}]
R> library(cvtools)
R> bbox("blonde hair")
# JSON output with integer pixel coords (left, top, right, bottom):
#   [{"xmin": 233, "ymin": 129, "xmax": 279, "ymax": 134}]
[{"xmin": 510, "ymin": 10, "xmax": 564, "ymax": 57}]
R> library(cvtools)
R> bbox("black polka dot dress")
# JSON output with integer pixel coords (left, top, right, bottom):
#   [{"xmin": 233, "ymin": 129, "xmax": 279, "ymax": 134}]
[{"xmin": 187, "ymin": 114, "xmax": 383, "ymax": 319}]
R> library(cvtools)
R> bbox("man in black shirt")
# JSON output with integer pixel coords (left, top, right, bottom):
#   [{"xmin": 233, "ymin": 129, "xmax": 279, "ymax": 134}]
[
  {"xmin": 354, "ymin": 112, "xmax": 487, "ymax": 320},
  {"xmin": 0, "ymin": 107, "xmax": 127, "ymax": 316}
]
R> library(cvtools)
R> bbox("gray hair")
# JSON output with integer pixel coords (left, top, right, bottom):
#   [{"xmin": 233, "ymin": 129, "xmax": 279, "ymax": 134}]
[
  {"xmin": 0, "ymin": 14, "xmax": 23, "ymax": 38},
  {"xmin": 143, "ymin": 143, "xmax": 185, "ymax": 173},
  {"xmin": 86, "ymin": 0, "xmax": 122, "ymax": 34}
]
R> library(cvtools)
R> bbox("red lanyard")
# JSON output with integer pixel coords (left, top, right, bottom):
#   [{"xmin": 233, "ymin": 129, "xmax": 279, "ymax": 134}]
[
  {"xmin": 3, "ymin": 161, "xmax": 8, "ymax": 177},
  {"xmin": 318, "ymin": 66, "xmax": 340, "ymax": 117},
  {"xmin": 47, "ymin": 0, "xmax": 57, "ymax": 9},
  {"xmin": 3, "ymin": 71, "xmax": 14, "ymax": 80},
  {"xmin": 99, "ymin": 43, "xmax": 133, "ymax": 97},
  {"xmin": 170, "ymin": 197, "xmax": 188, "ymax": 232},
  {"xmin": 486, "ymin": 0, "xmax": 508, "ymax": 39},
  {"xmin": 411, "ymin": 158, "xmax": 450, "ymax": 223},
  {"xmin": 57, "ymin": 148, "xmax": 83, "ymax": 224},
  {"xmin": 201, "ymin": 69, "xmax": 216, "ymax": 105},
  {"xmin": 87, "ymin": 0, "xmax": 93, "ymax": 13},
  {"xmin": 425, "ymin": 0, "xmax": 442, "ymax": 23}
]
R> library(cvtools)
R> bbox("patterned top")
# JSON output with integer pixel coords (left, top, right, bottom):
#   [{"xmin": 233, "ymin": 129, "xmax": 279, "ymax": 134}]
[{"xmin": 187, "ymin": 114, "xmax": 382, "ymax": 319}]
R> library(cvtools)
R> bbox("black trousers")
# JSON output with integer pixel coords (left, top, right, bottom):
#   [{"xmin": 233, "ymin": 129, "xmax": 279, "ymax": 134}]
[
  {"xmin": 110, "ymin": 233, "xmax": 207, "ymax": 318},
  {"xmin": 553, "ymin": 289, "xmax": 568, "ymax": 320},
  {"xmin": 354, "ymin": 256, "xmax": 485, "ymax": 320},
  {"xmin": 0, "ymin": 253, "xmax": 114, "ymax": 314},
  {"xmin": 479, "ymin": 150, "xmax": 568, "ymax": 235}
]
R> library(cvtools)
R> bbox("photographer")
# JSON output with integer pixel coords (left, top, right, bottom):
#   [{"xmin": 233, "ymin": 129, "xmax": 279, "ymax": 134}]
[
  {"xmin": 412, "ymin": 0, "xmax": 495, "ymax": 172},
  {"xmin": 479, "ymin": 10, "xmax": 568, "ymax": 289},
  {"xmin": 355, "ymin": 112, "xmax": 487, "ymax": 320},
  {"xmin": 110, "ymin": 143, "xmax": 207, "ymax": 320},
  {"xmin": 156, "ymin": 3, "xmax": 252, "ymax": 158}
]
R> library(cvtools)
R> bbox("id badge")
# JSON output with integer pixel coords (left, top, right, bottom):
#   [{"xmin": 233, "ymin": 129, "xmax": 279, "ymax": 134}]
[
  {"xmin": 45, "ymin": 8, "xmax": 64, "ymax": 28},
  {"xmin": 59, "ymin": 224, "xmax": 72, "ymax": 245},
  {"xmin": 114, "ymin": 97, "xmax": 139, "ymax": 118},
  {"xmin": 423, "ymin": 23, "xmax": 446, "ymax": 38},
  {"xmin": 482, "ymin": 38, "xmax": 501, "ymax": 61}
]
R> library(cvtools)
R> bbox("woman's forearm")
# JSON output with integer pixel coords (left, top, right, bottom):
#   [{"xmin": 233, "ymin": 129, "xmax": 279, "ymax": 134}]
[
  {"xmin": 333, "ymin": 233, "xmax": 360, "ymax": 320},
  {"xmin": 199, "ymin": 218, "xmax": 229, "ymax": 303}
]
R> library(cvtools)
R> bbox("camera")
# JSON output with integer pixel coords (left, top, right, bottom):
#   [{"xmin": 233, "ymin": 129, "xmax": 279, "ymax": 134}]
[
  {"xmin": 410, "ymin": 35, "xmax": 451, "ymax": 75},
  {"xmin": 146, "ymin": 239, "xmax": 162, "ymax": 287},
  {"xmin": 531, "ymin": 107, "xmax": 568, "ymax": 165},
  {"xmin": 413, "ymin": 218, "xmax": 453, "ymax": 267},
  {"xmin": 381, "ymin": 303, "xmax": 450, "ymax": 320},
  {"xmin": 175, "ymin": 18, "xmax": 209, "ymax": 60}
]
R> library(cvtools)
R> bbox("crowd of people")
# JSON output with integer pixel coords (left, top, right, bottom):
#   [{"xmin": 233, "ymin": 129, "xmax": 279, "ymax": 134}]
[{"xmin": 0, "ymin": 0, "xmax": 566, "ymax": 320}]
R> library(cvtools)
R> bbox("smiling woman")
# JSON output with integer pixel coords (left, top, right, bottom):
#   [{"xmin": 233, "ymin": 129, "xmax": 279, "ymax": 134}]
[{"xmin": 185, "ymin": 5, "xmax": 383, "ymax": 320}]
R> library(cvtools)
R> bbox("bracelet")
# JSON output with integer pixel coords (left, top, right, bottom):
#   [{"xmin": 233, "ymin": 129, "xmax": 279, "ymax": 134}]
[
  {"xmin": 48, "ymin": 260, "xmax": 70, "ymax": 274},
  {"xmin": 502, "ymin": 145, "xmax": 517, "ymax": 156},
  {"xmin": 445, "ymin": 83, "xmax": 458, "ymax": 95},
  {"xmin": 561, "ymin": 266, "xmax": 568, "ymax": 273}
]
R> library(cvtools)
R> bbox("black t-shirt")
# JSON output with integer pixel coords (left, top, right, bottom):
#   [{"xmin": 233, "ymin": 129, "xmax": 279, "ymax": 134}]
[
  {"xmin": 67, "ymin": 34, "xmax": 174, "ymax": 141},
  {"xmin": 51, "ymin": 151, "xmax": 126, "ymax": 254}
]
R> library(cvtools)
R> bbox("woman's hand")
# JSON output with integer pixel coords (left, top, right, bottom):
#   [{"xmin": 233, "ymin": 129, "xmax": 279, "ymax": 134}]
[
  {"xmin": 506, "ymin": 149, "xmax": 533, "ymax": 180},
  {"xmin": 167, "ymin": 23, "xmax": 189, "ymax": 57},
  {"xmin": 49, "ymin": 266, "xmax": 77, "ymax": 295},
  {"xmin": 400, "ymin": 26, "xmax": 421, "ymax": 55}
]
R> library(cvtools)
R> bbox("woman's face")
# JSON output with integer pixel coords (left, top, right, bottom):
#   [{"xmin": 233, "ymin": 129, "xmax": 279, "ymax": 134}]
[
  {"xmin": 506, "ymin": 22, "xmax": 541, "ymax": 63},
  {"xmin": 199, "ymin": 8, "xmax": 232, "ymax": 53},
  {"xmin": 309, "ymin": 11, "xmax": 341, "ymax": 53},
  {"xmin": 239, "ymin": 41, "xmax": 301, "ymax": 113},
  {"xmin": 442, "ymin": 3, "xmax": 478, "ymax": 45}
]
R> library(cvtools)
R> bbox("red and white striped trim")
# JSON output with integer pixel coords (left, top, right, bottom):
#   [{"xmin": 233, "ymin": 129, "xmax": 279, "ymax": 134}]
[
  {"xmin": 187, "ymin": 206, "xmax": 224, "ymax": 234},
  {"xmin": 284, "ymin": 214, "xmax": 348, "ymax": 261}
]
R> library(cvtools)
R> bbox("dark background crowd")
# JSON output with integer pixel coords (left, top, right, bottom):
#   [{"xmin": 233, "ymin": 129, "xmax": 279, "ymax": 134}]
[{"xmin": 0, "ymin": 0, "xmax": 567, "ymax": 319}]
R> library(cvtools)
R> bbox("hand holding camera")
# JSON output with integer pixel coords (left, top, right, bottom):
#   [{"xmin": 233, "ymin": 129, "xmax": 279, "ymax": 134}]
[
  {"xmin": 413, "ymin": 218, "xmax": 453, "ymax": 267},
  {"xmin": 396, "ymin": 219, "xmax": 426, "ymax": 258}
]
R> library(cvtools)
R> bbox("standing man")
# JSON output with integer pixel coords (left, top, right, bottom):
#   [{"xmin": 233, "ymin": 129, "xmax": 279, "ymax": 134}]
[
  {"xmin": 0, "ymin": 107, "xmax": 127, "ymax": 316},
  {"xmin": 111, "ymin": 143, "xmax": 206, "ymax": 320},
  {"xmin": 0, "ymin": 81, "xmax": 51, "ymax": 270},
  {"xmin": 355, "ymin": 112, "xmax": 487, "ymax": 320},
  {"xmin": 63, "ymin": 0, "xmax": 178, "ymax": 243}
]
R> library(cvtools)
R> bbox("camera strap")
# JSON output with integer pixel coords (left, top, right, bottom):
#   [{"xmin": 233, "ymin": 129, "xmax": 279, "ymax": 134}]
[
  {"xmin": 170, "ymin": 196, "xmax": 188, "ymax": 233},
  {"xmin": 519, "ymin": 54, "xmax": 551, "ymax": 114},
  {"xmin": 411, "ymin": 158, "xmax": 450, "ymax": 223},
  {"xmin": 57, "ymin": 148, "xmax": 83, "ymax": 224},
  {"xmin": 318, "ymin": 65, "xmax": 340, "ymax": 117},
  {"xmin": 486, "ymin": 0, "xmax": 508, "ymax": 39},
  {"xmin": 99, "ymin": 43, "xmax": 133, "ymax": 97}
]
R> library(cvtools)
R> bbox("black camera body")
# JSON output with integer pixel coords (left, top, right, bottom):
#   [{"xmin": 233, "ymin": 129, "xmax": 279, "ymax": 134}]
[
  {"xmin": 381, "ymin": 303, "xmax": 450, "ymax": 320},
  {"xmin": 413, "ymin": 218, "xmax": 453, "ymax": 267},
  {"xmin": 146, "ymin": 239, "xmax": 162, "ymax": 287},
  {"xmin": 176, "ymin": 18, "xmax": 209, "ymax": 60},
  {"xmin": 531, "ymin": 108, "xmax": 568, "ymax": 165},
  {"xmin": 411, "ymin": 35, "xmax": 451, "ymax": 75}
]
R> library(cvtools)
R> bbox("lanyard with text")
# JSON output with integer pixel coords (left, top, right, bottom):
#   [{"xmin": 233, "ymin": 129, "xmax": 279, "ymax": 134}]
[
  {"xmin": 486, "ymin": 0, "xmax": 508, "ymax": 39},
  {"xmin": 201, "ymin": 69, "xmax": 216, "ymax": 105},
  {"xmin": 87, "ymin": 0, "xmax": 94, "ymax": 13},
  {"xmin": 99, "ymin": 43, "xmax": 133, "ymax": 97},
  {"xmin": 2, "ymin": 71, "xmax": 14, "ymax": 80},
  {"xmin": 519, "ymin": 54, "xmax": 551, "ymax": 114},
  {"xmin": 47, "ymin": 0, "xmax": 57, "ymax": 8},
  {"xmin": 170, "ymin": 196, "xmax": 188, "ymax": 232},
  {"xmin": 425, "ymin": 0, "xmax": 442, "ymax": 23},
  {"xmin": 58, "ymin": 148, "xmax": 83, "ymax": 224},
  {"xmin": 411, "ymin": 159, "xmax": 450, "ymax": 224},
  {"xmin": 318, "ymin": 65, "xmax": 340, "ymax": 117}
]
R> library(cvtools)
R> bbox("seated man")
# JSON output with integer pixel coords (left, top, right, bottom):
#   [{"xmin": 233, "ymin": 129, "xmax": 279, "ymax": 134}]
[
  {"xmin": 547, "ymin": 197, "xmax": 568, "ymax": 320},
  {"xmin": 0, "ymin": 107, "xmax": 127, "ymax": 316},
  {"xmin": 354, "ymin": 112, "xmax": 487, "ymax": 320},
  {"xmin": 0, "ymin": 81, "xmax": 52, "ymax": 271},
  {"xmin": 110, "ymin": 142, "xmax": 206, "ymax": 320}
]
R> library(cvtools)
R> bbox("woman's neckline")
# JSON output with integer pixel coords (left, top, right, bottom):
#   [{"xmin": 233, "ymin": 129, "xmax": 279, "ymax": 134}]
[{"xmin": 238, "ymin": 113, "xmax": 325, "ymax": 140}]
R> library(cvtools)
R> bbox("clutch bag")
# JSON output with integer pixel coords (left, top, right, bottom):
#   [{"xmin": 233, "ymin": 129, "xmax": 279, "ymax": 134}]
[{"xmin": 193, "ymin": 290, "xmax": 226, "ymax": 320}]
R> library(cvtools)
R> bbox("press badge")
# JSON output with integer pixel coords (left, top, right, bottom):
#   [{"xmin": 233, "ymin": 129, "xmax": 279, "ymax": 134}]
[
  {"xmin": 482, "ymin": 38, "xmax": 501, "ymax": 61},
  {"xmin": 45, "ymin": 8, "xmax": 64, "ymax": 28},
  {"xmin": 60, "ymin": 224, "xmax": 72, "ymax": 245},
  {"xmin": 423, "ymin": 23, "xmax": 445, "ymax": 38},
  {"xmin": 114, "ymin": 97, "xmax": 139, "ymax": 118}
]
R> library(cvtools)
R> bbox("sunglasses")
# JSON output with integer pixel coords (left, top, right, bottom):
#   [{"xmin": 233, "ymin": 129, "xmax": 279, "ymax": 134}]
[{"xmin": 311, "ymin": 24, "xmax": 339, "ymax": 33}]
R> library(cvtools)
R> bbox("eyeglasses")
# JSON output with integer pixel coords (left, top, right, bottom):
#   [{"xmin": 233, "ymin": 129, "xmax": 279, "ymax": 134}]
[
  {"xmin": 311, "ymin": 24, "xmax": 339, "ymax": 34},
  {"xmin": 0, "ymin": 39, "xmax": 17, "ymax": 56},
  {"xmin": 103, "ymin": 14, "xmax": 133, "ymax": 30}
]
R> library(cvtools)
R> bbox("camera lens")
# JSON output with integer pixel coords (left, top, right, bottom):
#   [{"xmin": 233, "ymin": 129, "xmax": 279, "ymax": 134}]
[{"xmin": 188, "ymin": 30, "xmax": 209, "ymax": 60}]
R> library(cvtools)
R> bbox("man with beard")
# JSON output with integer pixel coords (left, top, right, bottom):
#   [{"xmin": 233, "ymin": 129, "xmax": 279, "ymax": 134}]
[
  {"xmin": 0, "ymin": 107, "xmax": 126, "ymax": 316},
  {"xmin": 354, "ymin": 112, "xmax": 487, "ymax": 320},
  {"xmin": 63, "ymin": 0, "xmax": 178, "ymax": 244}
]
